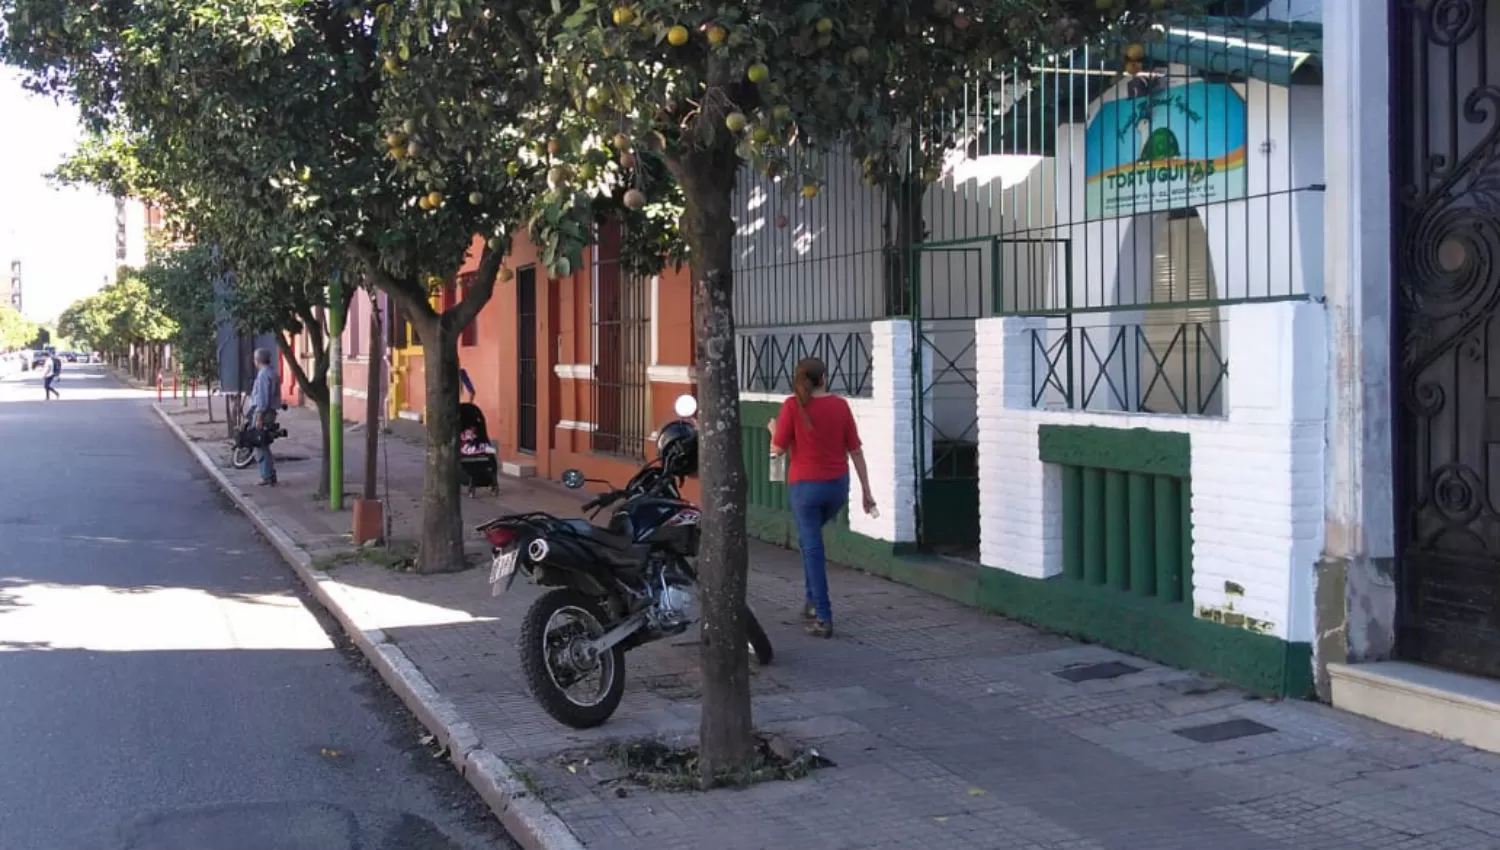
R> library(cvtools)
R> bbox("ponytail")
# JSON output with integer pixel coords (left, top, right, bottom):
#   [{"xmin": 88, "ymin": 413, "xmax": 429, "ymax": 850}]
[{"xmin": 792, "ymin": 357, "xmax": 827, "ymax": 428}]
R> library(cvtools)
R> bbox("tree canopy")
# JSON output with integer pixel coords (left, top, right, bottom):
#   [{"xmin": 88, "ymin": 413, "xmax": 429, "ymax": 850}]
[
  {"xmin": 136, "ymin": 243, "xmax": 223, "ymax": 385},
  {"xmin": 57, "ymin": 270, "xmax": 176, "ymax": 357},
  {"xmin": 0, "ymin": 304, "xmax": 38, "ymax": 352}
]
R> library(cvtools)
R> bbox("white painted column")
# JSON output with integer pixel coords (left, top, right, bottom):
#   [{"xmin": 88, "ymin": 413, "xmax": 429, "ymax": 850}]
[
  {"xmin": 975, "ymin": 315, "xmax": 1059, "ymax": 579},
  {"xmin": 845, "ymin": 320, "xmax": 918, "ymax": 543},
  {"xmin": 1189, "ymin": 301, "xmax": 1326, "ymax": 643},
  {"xmin": 1319, "ymin": 0, "xmax": 1396, "ymax": 673}
]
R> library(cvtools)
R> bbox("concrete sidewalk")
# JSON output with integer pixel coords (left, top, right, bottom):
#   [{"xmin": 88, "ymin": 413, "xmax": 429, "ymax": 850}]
[{"xmin": 157, "ymin": 398, "xmax": 1500, "ymax": 850}]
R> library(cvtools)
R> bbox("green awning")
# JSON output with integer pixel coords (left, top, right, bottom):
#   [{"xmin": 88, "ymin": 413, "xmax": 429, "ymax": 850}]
[{"xmin": 970, "ymin": 15, "xmax": 1322, "ymax": 158}]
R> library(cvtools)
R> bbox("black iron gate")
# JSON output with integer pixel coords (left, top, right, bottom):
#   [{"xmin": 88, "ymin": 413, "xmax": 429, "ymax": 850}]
[
  {"xmin": 517, "ymin": 267, "xmax": 538, "ymax": 454},
  {"xmin": 1394, "ymin": 0, "xmax": 1500, "ymax": 678}
]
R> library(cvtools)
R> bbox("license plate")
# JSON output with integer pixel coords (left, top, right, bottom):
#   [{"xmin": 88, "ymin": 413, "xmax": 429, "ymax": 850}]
[{"xmin": 489, "ymin": 548, "xmax": 519, "ymax": 585}]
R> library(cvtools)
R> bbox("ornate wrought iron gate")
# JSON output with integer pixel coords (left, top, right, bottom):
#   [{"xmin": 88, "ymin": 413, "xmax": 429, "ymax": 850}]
[{"xmin": 1394, "ymin": 0, "xmax": 1500, "ymax": 678}]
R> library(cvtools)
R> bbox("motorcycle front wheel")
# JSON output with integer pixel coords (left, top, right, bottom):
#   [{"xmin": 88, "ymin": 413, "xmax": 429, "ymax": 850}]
[
  {"xmin": 518, "ymin": 588, "xmax": 626, "ymax": 729},
  {"xmin": 230, "ymin": 445, "xmax": 256, "ymax": 469}
]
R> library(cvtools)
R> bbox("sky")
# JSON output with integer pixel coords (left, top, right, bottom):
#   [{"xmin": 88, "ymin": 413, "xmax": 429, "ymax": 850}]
[{"xmin": 0, "ymin": 68, "xmax": 119, "ymax": 325}]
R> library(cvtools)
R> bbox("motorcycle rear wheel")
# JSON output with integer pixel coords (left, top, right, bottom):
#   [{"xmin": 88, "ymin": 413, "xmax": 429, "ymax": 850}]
[
  {"xmin": 230, "ymin": 446, "xmax": 256, "ymax": 469},
  {"xmin": 746, "ymin": 606, "xmax": 773, "ymax": 665},
  {"xmin": 519, "ymin": 588, "xmax": 626, "ymax": 729}
]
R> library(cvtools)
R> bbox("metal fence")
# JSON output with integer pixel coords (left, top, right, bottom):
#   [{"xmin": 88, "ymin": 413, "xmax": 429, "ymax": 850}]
[
  {"xmin": 739, "ymin": 322, "xmax": 874, "ymax": 398},
  {"xmin": 726, "ymin": 1, "xmax": 1320, "ymax": 549}
]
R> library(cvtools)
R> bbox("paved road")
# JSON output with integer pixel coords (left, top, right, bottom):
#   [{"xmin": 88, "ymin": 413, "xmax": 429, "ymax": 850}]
[{"xmin": 0, "ymin": 366, "xmax": 516, "ymax": 850}]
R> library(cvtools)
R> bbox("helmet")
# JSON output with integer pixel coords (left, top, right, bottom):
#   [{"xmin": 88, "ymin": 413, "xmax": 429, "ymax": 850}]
[{"xmin": 656, "ymin": 420, "xmax": 698, "ymax": 478}]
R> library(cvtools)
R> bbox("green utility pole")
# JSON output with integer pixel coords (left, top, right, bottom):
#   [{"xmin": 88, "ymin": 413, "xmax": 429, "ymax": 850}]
[{"xmin": 328, "ymin": 268, "xmax": 344, "ymax": 511}]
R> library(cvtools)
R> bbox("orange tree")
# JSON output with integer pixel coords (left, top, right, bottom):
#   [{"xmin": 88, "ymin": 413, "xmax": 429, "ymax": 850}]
[{"xmin": 383, "ymin": 0, "xmax": 1170, "ymax": 778}]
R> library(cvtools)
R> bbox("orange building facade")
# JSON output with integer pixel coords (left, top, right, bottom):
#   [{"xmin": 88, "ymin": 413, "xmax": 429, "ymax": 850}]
[{"xmin": 324, "ymin": 225, "xmax": 698, "ymax": 497}]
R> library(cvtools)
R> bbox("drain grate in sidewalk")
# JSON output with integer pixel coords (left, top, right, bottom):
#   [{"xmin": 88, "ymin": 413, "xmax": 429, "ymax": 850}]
[
  {"xmin": 1172, "ymin": 718, "xmax": 1277, "ymax": 743},
  {"xmin": 1053, "ymin": 661, "xmax": 1142, "ymax": 683}
]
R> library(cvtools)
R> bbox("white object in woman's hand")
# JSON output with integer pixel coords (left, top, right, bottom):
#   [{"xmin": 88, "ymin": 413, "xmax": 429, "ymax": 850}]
[{"xmin": 862, "ymin": 492, "xmax": 878, "ymax": 517}]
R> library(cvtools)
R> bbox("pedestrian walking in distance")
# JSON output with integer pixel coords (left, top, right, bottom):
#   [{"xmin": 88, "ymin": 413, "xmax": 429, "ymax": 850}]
[
  {"xmin": 42, "ymin": 351, "xmax": 61, "ymax": 400},
  {"xmin": 768, "ymin": 357, "xmax": 878, "ymax": 638},
  {"xmin": 249, "ymin": 348, "xmax": 278, "ymax": 487}
]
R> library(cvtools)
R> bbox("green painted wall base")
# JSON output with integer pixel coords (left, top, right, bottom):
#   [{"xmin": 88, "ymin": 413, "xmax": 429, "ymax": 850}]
[{"xmin": 744, "ymin": 509, "xmax": 1313, "ymax": 699}]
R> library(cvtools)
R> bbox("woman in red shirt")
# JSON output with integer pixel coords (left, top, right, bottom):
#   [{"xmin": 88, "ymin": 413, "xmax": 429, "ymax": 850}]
[{"xmin": 770, "ymin": 357, "xmax": 877, "ymax": 638}]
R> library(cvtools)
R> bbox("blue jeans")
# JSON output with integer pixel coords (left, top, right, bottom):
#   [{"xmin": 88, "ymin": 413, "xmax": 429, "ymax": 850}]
[
  {"xmin": 790, "ymin": 475, "xmax": 848, "ymax": 623},
  {"xmin": 255, "ymin": 445, "xmax": 277, "ymax": 483}
]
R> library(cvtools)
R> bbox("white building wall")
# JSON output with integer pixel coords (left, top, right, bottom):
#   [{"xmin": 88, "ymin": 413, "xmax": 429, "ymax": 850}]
[
  {"xmin": 742, "ymin": 319, "xmax": 920, "ymax": 544},
  {"xmin": 976, "ymin": 300, "xmax": 1327, "ymax": 642}
]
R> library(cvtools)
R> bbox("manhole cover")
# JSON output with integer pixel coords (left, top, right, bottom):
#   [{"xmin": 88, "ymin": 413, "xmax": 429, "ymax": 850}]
[
  {"xmin": 1053, "ymin": 661, "xmax": 1142, "ymax": 683},
  {"xmin": 1173, "ymin": 718, "xmax": 1276, "ymax": 743}
]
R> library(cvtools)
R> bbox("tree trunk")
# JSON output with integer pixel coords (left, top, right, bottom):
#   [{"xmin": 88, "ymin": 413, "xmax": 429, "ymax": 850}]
[
  {"xmin": 364, "ymin": 303, "xmax": 383, "ymax": 501},
  {"xmin": 884, "ymin": 174, "xmax": 926, "ymax": 318},
  {"xmin": 307, "ymin": 383, "xmax": 333, "ymax": 500},
  {"xmin": 276, "ymin": 331, "xmax": 333, "ymax": 500},
  {"xmin": 415, "ymin": 314, "xmax": 466, "ymax": 573},
  {"xmin": 673, "ymin": 145, "xmax": 756, "ymax": 783}
]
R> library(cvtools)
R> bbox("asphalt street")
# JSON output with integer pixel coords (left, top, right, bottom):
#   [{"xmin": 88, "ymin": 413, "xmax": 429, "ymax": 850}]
[{"xmin": 0, "ymin": 366, "xmax": 517, "ymax": 850}]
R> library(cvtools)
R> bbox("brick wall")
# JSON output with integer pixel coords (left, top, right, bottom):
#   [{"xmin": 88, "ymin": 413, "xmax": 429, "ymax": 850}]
[{"xmin": 976, "ymin": 301, "xmax": 1327, "ymax": 643}]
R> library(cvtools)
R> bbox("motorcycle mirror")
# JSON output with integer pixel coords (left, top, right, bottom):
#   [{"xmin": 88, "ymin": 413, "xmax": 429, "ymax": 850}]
[
  {"xmin": 561, "ymin": 469, "xmax": 586, "ymax": 490},
  {"xmin": 673, "ymin": 394, "xmax": 698, "ymax": 419}
]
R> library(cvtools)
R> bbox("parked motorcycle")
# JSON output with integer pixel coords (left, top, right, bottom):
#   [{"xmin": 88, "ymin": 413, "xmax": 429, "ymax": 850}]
[
  {"xmin": 478, "ymin": 394, "xmax": 773, "ymax": 729},
  {"xmin": 230, "ymin": 402, "xmax": 290, "ymax": 469}
]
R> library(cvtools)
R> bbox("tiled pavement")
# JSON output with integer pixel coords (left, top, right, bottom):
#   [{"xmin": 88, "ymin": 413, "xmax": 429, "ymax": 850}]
[{"xmin": 162, "ymin": 399, "xmax": 1500, "ymax": 850}]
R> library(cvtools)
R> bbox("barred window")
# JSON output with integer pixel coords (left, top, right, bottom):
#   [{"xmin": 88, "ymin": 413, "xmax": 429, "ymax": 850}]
[{"xmin": 592, "ymin": 220, "xmax": 652, "ymax": 459}]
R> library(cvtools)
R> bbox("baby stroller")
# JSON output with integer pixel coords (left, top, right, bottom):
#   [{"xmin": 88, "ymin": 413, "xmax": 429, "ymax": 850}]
[{"xmin": 459, "ymin": 403, "xmax": 500, "ymax": 497}]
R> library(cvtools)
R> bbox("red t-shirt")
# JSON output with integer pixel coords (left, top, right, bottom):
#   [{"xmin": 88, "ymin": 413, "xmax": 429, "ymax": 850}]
[{"xmin": 772, "ymin": 395, "xmax": 862, "ymax": 483}]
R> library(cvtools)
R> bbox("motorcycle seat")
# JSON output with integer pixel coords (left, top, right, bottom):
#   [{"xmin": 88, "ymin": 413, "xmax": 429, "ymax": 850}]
[{"xmin": 559, "ymin": 519, "xmax": 641, "ymax": 555}]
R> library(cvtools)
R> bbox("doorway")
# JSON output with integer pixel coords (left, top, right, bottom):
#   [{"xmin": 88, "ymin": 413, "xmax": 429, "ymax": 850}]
[
  {"xmin": 1393, "ymin": 0, "xmax": 1500, "ymax": 679},
  {"xmin": 517, "ymin": 267, "xmax": 538, "ymax": 455}
]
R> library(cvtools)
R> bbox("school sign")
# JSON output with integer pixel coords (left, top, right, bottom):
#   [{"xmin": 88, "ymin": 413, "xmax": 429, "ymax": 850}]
[{"xmin": 1084, "ymin": 81, "xmax": 1248, "ymax": 219}]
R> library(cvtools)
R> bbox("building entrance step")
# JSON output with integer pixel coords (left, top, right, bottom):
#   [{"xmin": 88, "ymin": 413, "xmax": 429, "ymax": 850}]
[{"xmin": 1329, "ymin": 660, "xmax": 1500, "ymax": 754}]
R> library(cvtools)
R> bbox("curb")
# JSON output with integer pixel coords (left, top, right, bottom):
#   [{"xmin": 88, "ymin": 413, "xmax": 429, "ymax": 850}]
[{"xmin": 151, "ymin": 404, "xmax": 587, "ymax": 850}]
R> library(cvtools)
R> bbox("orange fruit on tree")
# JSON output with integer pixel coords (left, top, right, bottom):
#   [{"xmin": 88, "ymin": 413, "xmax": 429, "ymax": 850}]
[
  {"xmin": 667, "ymin": 25, "xmax": 689, "ymax": 46},
  {"xmin": 612, "ymin": 6, "xmax": 634, "ymax": 25},
  {"xmin": 800, "ymin": 183, "xmax": 819, "ymax": 198},
  {"xmin": 706, "ymin": 24, "xmax": 727, "ymax": 45},
  {"xmin": 747, "ymin": 62, "xmax": 770, "ymax": 83}
]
